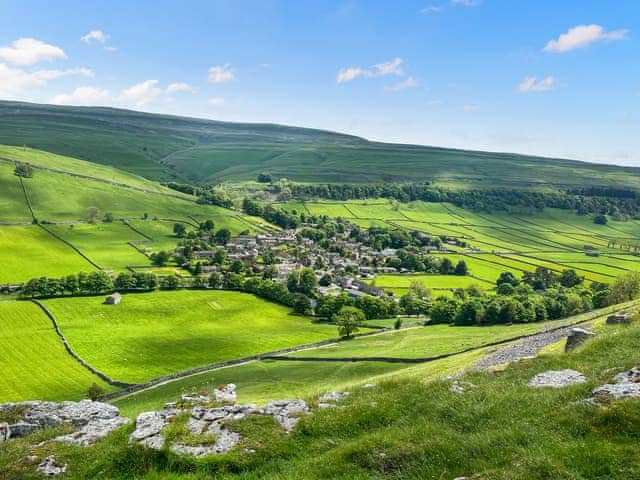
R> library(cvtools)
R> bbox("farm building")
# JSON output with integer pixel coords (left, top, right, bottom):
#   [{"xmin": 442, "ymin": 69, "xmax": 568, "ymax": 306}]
[{"xmin": 104, "ymin": 292, "xmax": 122, "ymax": 305}]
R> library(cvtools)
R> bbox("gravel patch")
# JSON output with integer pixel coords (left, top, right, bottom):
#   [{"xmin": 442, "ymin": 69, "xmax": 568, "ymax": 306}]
[{"xmin": 475, "ymin": 323, "xmax": 590, "ymax": 370}]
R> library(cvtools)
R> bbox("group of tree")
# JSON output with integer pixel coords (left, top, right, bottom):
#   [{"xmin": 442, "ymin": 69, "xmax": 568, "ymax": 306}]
[
  {"xmin": 21, "ymin": 272, "xmax": 114, "ymax": 298},
  {"xmin": 427, "ymin": 270, "xmax": 640, "ymax": 327},
  {"xmin": 287, "ymin": 183, "xmax": 640, "ymax": 219},
  {"xmin": 164, "ymin": 182, "xmax": 234, "ymax": 209}
]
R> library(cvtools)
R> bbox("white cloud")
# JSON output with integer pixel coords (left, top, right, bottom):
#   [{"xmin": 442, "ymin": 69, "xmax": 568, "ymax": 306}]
[
  {"xmin": 385, "ymin": 76, "xmax": 419, "ymax": 91},
  {"xmin": 0, "ymin": 38, "xmax": 66, "ymax": 66},
  {"xmin": 51, "ymin": 86, "xmax": 110, "ymax": 105},
  {"xmin": 428, "ymin": 99, "xmax": 443, "ymax": 106},
  {"xmin": 208, "ymin": 64, "xmax": 235, "ymax": 83},
  {"xmin": 0, "ymin": 63, "xmax": 93, "ymax": 95},
  {"xmin": 543, "ymin": 24, "xmax": 628, "ymax": 53},
  {"xmin": 208, "ymin": 97, "xmax": 225, "ymax": 106},
  {"xmin": 518, "ymin": 75, "xmax": 557, "ymax": 93},
  {"xmin": 463, "ymin": 103, "xmax": 479, "ymax": 112},
  {"xmin": 451, "ymin": 0, "xmax": 481, "ymax": 6},
  {"xmin": 81, "ymin": 30, "xmax": 108, "ymax": 44},
  {"xmin": 421, "ymin": 5, "xmax": 442, "ymax": 14},
  {"xmin": 166, "ymin": 82, "xmax": 195, "ymax": 93},
  {"xmin": 337, "ymin": 57, "xmax": 404, "ymax": 84},
  {"xmin": 120, "ymin": 79, "xmax": 163, "ymax": 107},
  {"xmin": 373, "ymin": 58, "xmax": 404, "ymax": 76}
]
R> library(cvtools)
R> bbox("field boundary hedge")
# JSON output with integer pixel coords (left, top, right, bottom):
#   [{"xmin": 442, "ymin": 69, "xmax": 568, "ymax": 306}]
[{"xmin": 30, "ymin": 299, "xmax": 135, "ymax": 389}]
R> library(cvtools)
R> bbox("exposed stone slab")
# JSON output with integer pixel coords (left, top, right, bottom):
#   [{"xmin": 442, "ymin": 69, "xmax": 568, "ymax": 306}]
[{"xmin": 528, "ymin": 369, "xmax": 586, "ymax": 388}]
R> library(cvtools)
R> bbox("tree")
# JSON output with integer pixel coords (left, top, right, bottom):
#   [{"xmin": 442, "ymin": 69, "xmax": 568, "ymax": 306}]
[
  {"xmin": 429, "ymin": 299, "xmax": 459, "ymax": 324},
  {"xmin": 439, "ymin": 258, "xmax": 453, "ymax": 274},
  {"xmin": 87, "ymin": 207, "xmax": 100, "ymax": 224},
  {"xmin": 230, "ymin": 259, "xmax": 245, "ymax": 273},
  {"xmin": 199, "ymin": 220, "xmax": 215, "ymax": 232},
  {"xmin": 408, "ymin": 279, "xmax": 430, "ymax": 300},
  {"xmin": 454, "ymin": 300, "xmax": 484, "ymax": 326},
  {"xmin": 151, "ymin": 251, "xmax": 171, "ymax": 267},
  {"xmin": 496, "ymin": 271, "xmax": 519, "ymax": 287},
  {"xmin": 593, "ymin": 214, "xmax": 608, "ymax": 225},
  {"xmin": 213, "ymin": 249, "xmax": 227, "ymax": 265},
  {"xmin": 293, "ymin": 294, "xmax": 312, "ymax": 315},
  {"xmin": 257, "ymin": 173, "xmax": 272, "ymax": 183},
  {"xmin": 160, "ymin": 275, "xmax": 181, "ymax": 289},
  {"xmin": 173, "ymin": 223, "xmax": 187, "ymax": 238},
  {"xmin": 14, "ymin": 162, "xmax": 34, "ymax": 178},
  {"xmin": 103, "ymin": 212, "xmax": 114, "ymax": 223},
  {"xmin": 608, "ymin": 271, "xmax": 640, "ymax": 304},
  {"xmin": 399, "ymin": 294, "xmax": 428, "ymax": 317},
  {"xmin": 287, "ymin": 268, "xmax": 317, "ymax": 295},
  {"xmin": 208, "ymin": 272, "xmax": 223, "ymax": 288},
  {"xmin": 454, "ymin": 260, "xmax": 468, "ymax": 275},
  {"xmin": 560, "ymin": 269, "xmax": 583, "ymax": 288},
  {"xmin": 215, "ymin": 228, "xmax": 231, "ymax": 244},
  {"xmin": 334, "ymin": 306, "xmax": 365, "ymax": 338},
  {"xmin": 87, "ymin": 383, "xmax": 105, "ymax": 401},
  {"xmin": 496, "ymin": 283, "xmax": 515, "ymax": 295},
  {"xmin": 262, "ymin": 265, "xmax": 277, "ymax": 280},
  {"xmin": 319, "ymin": 273, "xmax": 333, "ymax": 287}
]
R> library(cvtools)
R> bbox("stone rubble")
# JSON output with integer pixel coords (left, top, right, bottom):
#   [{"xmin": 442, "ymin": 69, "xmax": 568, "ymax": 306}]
[
  {"xmin": 36, "ymin": 455, "xmax": 67, "ymax": 477},
  {"xmin": 528, "ymin": 369, "xmax": 587, "ymax": 388},
  {"xmin": 0, "ymin": 400, "xmax": 129, "ymax": 446},
  {"xmin": 317, "ymin": 391, "xmax": 350, "ymax": 409},
  {"xmin": 130, "ymin": 385, "xmax": 312, "ymax": 457},
  {"xmin": 449, "ymin": 381, "xmax": 477, "ymax": 394},
  {"xmin": 590, "ymin": 367, "xmax": 640, "ymax": 402}
]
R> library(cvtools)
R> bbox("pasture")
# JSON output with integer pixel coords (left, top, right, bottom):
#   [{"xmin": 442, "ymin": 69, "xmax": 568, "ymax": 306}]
[
  {"xmin": 285, "ymin": 199, "xmax": 640, "ymax": 286},
  {"xmin": 0, "ymin": 162, "xmax": 33, "ymax": 223},
  {"xmin": 0, "ymin": 226, "xmax": 94, "ymax": 283},
  {"xmin": 0, "ymin": 301, "xmax": 111, "ymax": 402},
  {"xmin": 43, "ymin": 290, "xmax": 340, "ymax": 384},
  {"xmin": 368, "ymin": 274, "xmax": 488, "ymax": 294},
  {"xmin": 48, "ymin": 223, "xmax": 150, "ymax": 271}
]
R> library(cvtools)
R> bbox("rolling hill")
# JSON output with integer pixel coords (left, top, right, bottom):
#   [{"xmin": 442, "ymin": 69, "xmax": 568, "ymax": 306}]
[{"xmin": 1, "ymin": 100, "xmax": 639, "ymax": 189}]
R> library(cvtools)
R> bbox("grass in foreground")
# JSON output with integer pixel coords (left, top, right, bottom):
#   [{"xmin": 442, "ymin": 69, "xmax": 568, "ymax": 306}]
[
  {"xmin": 2, "ymin": 313, "xmax": 640, "ymax": 479},
  {"xmin": 0, "ymin": 301, "xmax": 111, "ymax": 402},
  {"xmin": 43, "ymin": 290, "xmax": 340, "ymax": 384}
]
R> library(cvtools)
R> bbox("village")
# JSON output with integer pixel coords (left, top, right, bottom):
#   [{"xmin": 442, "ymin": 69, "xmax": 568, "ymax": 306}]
[{"xmin": 172, "ymin": 218, "xmax": 473, "ymax": 302}]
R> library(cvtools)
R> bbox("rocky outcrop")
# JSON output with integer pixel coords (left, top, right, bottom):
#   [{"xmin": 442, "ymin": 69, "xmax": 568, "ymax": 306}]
[
  {"xmin": 0, "ymin": 400, "xmax": 129, "ymax": 446},
  {"xmin": 36, "ymin": 455, "xmax": 67, "ymax": 476},
  {"xmin": 590, "ymin": 367, "xmax": 640, "ymax": 402},
  {"xmin": 564, "ymin": 328, "xmax": 595, "ymax": 352},
  {"xmin": 528, "ymin": 369, "xmax": 586, "ymax": 388},
  {"xmin": 0, "ymin": 422, "xmax": 10, "ymax": 442},
  {"xmin": 130, "ymin": 397, "xmax": 311, "ymax": 456},
  {"xmin": 318, "ymin": 391, "xmax": 350, "ymax": 409}
]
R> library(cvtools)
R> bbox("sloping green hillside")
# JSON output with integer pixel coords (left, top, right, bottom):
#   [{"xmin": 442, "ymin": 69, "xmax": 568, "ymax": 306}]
[{"xmin": 1, "ymin": 100, "xmax": 640, "ymax": 189}]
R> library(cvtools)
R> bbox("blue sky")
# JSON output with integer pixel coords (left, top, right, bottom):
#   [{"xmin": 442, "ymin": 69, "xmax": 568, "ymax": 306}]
[{"xmin": 1, "ymin": 0, "xmax": 638, "ymax": 165}]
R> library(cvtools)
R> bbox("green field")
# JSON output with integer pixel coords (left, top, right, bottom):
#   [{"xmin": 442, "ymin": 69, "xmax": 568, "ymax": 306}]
[
  {"xmin": 48, "ymin": 223, "xmax": 150, "ymax": 270},
  {"xmin": 43, "ymin": 290, "xmax": 341, "ymax": 383},
  {"xmin": 0, "ymin": 162, "xmax": 32, "ymax": 223},
  {"xmin": 0, "ymin": 226, "xmax": 94, "ymax": 283},
  {"xmin": 0, "ymin": 301, "xmax": 111, "ymax": 402},
  {"xmin": 287, "ymin": 199, "xmax": 640, "ymax": 285},
  {"xmin": 3, "ymin": 101, "xmax": 640, "ymax": 189},
  {"xmin": 368, "ymin": 274, "xmax": 489, "ymax": 293}
]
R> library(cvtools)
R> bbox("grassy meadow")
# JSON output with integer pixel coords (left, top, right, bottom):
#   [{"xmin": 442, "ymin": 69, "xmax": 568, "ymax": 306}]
[
  {"xmin": 281, "ymin": 199, "xmax": 640, "ymax": 287},
  {"xmin": 0, "ymin": 226, "xmax": 95, "ymax": 283},
  {"xmin": 0, "ymin": 301, "xmax": 111, "ymax": 402},
  {"xmin": 43, "ymin": 290, "xmax": 340, "ymax": 384}
]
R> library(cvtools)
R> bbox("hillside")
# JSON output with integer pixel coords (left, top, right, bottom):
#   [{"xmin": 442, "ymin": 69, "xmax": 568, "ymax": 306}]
[{"xmin": 1, "ymin": 100, "xmax": 640, "ymax": 189}]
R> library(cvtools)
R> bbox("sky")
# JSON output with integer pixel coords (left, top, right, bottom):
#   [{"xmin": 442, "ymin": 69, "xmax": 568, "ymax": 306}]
[{"xmin": 1, "ymin": 0, "xmax": 639, "ymax": 166}]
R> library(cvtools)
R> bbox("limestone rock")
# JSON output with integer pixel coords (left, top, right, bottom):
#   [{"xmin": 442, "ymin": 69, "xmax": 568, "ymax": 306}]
[
  {"xmin": 0, "ymin": 422, "xmax": 9, "ymax": 442},
  {"xmin": 528, "ymin": 369, "xmax": 586, "ymax": 388},
  {"xmin": 36, "ymin": 455, "xmax": 67, "ymax": 477},
  {"xmin": 613, "ymin": 367, "xmax": 640, "ymax": 384},
  {"xmin": 606, "ymin": 313, "xmax": 631, "ymax": 325},
  {"xmin": 214, "ymin": 383, "xmax": 237, "ymax": 404},
  {"xmin": 593, "ymin": 383, "xmax": 640, "ymax": 401},
  {"xmin": 450, "ymin": 381, "xmax": 476, "ymax": 394},
  {"xmin": 129, "ymin": 411, "xmax": 170, "ymax": 442},
  {"xmin": 564, "ymin": 328, "xmax": 595, "ymax": 352},
  {"xmin": 264, "ymin": 399, "xmax": 309, "ymax": 432},
  {"xmin": 0, "ymin": 400, "xmax": 128, "ymax": 446},
  {"xmin": 319, "ymin": 391, "xmax": 349, "ymax": 403}
]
